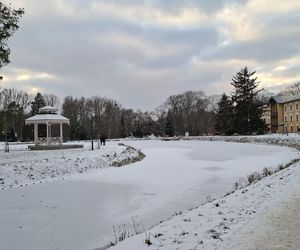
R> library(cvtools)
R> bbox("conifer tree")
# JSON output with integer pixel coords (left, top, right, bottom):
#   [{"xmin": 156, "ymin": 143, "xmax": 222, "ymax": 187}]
[
  {"xmin": 31, "ymin": 93, "xmax": 46, "ymax": 115},
  {"xmin": 165, "ymin": 111, "xmax": 175, "ymax": 137},
  {"xmin": 0, "ymin": 2, "xmax": 24, "ymax": 68},
  {"xmin": 231, "ymin": 67, "xmax": 266, "ymax": 134},
  {"xmin": 120, "ymin": 114, "xmax": 126, "ymax": 138},
  {"xmin": 215, "ymin": 93, "xmax": 235, "ymax": 135}
]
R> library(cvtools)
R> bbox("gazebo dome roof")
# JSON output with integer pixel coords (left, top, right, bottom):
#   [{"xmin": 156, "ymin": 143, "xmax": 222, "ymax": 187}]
[
  {"xmin": 25, "ymin": 106, "xmax": 70, "ymax": 125},
  {"xmin": 25, "ymin": 114, "xmax": 70, "ymax": 124},
  {"xmin": 38, "ymin": 106, "xmax": 59, "ymax": 114}
]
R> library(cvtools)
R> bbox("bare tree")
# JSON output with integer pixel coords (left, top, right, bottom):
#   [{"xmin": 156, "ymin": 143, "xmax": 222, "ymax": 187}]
[
  {"xmin": 43, "ymin": 93, "xmax": 60, "ymax": 108},
  {"xmin": 163, "ymin": 90, "xmax": 212, "ymax": 136},
  {"xmin": 279, "ymin": 82, "xmax": 300, "ymax": 97}
]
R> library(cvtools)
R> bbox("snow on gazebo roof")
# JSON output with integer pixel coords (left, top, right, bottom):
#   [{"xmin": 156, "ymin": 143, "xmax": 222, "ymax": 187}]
[
  {"xmin": 25, "ymin": 106, "xmax": 70, "ymax": 125},
  {"xmin": 25, "ymin": 114, "xmax": 70, "ymax": 124},
  {"xmin": 38, "ymin": 106, "xmax": 59, "ymax": 114}
]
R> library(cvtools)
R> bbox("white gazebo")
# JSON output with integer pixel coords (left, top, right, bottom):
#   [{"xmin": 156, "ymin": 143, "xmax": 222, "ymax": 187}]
[{"xmin": 26, "ymin": 106, "xmax": 70, "ymax": 145}]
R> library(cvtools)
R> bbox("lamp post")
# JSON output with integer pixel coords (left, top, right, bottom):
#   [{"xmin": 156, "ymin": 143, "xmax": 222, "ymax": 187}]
[
  {"xmin": 90, "ymin": 111, "xmax": 95, "ymax": 150},
  {"xmin": 3, "ymin": 115, "xmax": 9, "ymax": 153},
  {"xmin": 4, "ymin": 131, "xmax": 9, "ymax": 153}
]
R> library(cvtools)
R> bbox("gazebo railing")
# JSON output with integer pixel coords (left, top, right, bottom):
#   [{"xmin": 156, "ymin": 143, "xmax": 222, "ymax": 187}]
[{"xmin": 35, "ymin": 137, "xmax": 62, "ymax": 145}]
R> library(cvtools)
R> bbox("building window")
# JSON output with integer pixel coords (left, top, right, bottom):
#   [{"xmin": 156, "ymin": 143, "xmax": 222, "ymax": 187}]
[
  {"xmin": 291, "ymin": 126, "xmax": 293, "ymax": 132},
  {"xmin": 297, "ymin": 125, "xmax": 299, "ymax": 132},
  {"xmin": 290, "ymin": 104, "xmax": 293, "ymax": 111},
  {"xmin": 285, "ymin": 105, "xmax": 287, "ymax": 112},
  {"xmin": 285, "ymin": 116, "xmax": 287, "ymax": 122},
  {"xmin": 291, "ymin": 115, "xmax": 293, "ymax": 122},
  {"xmin": 296, "ymin": 103, "xmax": 299, "ymax": 110}
]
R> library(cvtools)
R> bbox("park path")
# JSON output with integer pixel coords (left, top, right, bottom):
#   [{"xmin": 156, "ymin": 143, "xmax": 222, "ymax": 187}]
[
  {"xmin": 228, "ymin": 197, "xmax": 300, "ymax": 250},
  {"xmin": 224, "ymin": 174, "xmax": 300, "ymax": 250}
]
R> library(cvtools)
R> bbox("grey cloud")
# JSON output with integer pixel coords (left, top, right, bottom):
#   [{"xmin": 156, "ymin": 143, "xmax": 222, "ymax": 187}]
[
  {"xmin": 202, "ymin": 10, "xmax": 300, "ymax": 63},
  {"xmin": 10, "ymin": 9, "xmax": 220, "ymax": 75},
  {"xmin": 111, "ymin": 0, "xmax": 239, "ymax": 14},
  {"xmin": 2, "ymin": 0, "xmax": 300, "ymax": 110},
  {"xmin": 202, "ymin": 32, "xmax": 300, "ymax": 63},
  {"xmin": 144, "ymin": 26, "xmax": 219, "ymax": 47}
]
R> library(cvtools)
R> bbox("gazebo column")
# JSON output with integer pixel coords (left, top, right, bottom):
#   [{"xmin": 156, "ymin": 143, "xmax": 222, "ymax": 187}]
[
  {"xmin": 49, "ymin": 124, "xmax": 52, "ymax": 144},
  {"xmin": 60, "ymin": 123, "xmax": 63, "ymax": 144},
  {"xmin": 49, "ymin": 124, "xmax": 52, "ymax": 138},
  {"xmin": 34, "ymin": 123, "xmax": 38, "ymax": 144},
  {"xmin": 46, "ymin": 122, "xmax": 49, "ymax": 145}
]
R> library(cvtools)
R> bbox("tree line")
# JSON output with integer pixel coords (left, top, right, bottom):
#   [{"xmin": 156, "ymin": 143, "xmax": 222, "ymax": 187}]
[
  {"xmin": 3, "ymin": 66, "xmax": 300, "ymax": 141},
  {"xmin": 0, "ymin": 88, "xmax": 218, "ymax": 141}
]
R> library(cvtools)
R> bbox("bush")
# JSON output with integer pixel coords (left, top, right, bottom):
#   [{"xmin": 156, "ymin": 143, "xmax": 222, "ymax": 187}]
[
  {"xmin": 247, "ymin": 172, "xmax": 262, "ymax": 184},
  {"xmin": 262, "ymin": 167, "xmax": 273, "ymax": 177}
]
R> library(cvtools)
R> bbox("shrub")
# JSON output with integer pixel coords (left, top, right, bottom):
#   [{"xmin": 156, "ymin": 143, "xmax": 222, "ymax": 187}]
[
  {"xmin": 144, "ymin": 233, "xmax": 152, "ymax": 246},
  {"xmin": 262, "ymin": 167, "xmax": 273, "ymax": 177},
  {"xmin": 247, "ymin": 172, "xmax": 262, "ymax": 184}
]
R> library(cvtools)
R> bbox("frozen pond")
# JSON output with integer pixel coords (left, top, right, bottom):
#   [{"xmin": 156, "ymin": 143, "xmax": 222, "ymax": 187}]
[{"xmin": 0, "ymin": 140, "xmax": 298, "ymax": 250}]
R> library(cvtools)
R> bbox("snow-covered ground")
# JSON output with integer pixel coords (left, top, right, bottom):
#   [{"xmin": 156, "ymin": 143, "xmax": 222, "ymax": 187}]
[
  {"xmin": 0, "ymin": 141, "xmax": 140, "ymax": 189},
  {"xmin": 0, "ymin": 139, "xmax": 298, "ymax": 250}
]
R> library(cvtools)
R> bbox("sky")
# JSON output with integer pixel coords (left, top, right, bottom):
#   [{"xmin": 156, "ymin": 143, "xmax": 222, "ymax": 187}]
[{"xmin": 1, "ymin": 0, "xmax": 300, "ymax": 110}]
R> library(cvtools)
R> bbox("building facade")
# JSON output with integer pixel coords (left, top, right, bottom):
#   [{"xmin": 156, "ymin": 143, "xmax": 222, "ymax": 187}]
[{"xmin": 270, "ymin": 94, "xmax": 300, "ymax": 133}]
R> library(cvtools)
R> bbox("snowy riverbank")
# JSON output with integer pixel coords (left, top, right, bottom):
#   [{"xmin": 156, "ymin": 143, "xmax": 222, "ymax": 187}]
[{"xmin": 185, "ymin": 133, "xmax": 300, "ymax": 149}]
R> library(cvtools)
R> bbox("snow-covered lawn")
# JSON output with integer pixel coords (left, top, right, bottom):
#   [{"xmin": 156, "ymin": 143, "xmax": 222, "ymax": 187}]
[
  {"xmin": 0, "ymin": 139, "xmax": 298, "ymax": 250},
  {"xmin": 0, "ymin": 141, "xmax": 140, "ymax": 189}
]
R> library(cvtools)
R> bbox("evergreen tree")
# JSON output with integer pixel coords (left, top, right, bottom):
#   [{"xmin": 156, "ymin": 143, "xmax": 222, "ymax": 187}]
[
  {"xmin": 31, "ymin": 93, "xmax": 46, "ymax": 115},
  {"xmin": 0, "ymin": 2, "xmax": 24, "ymax": 68},
  {"xmin": 164, "ymin": 111, "xmax": 175, "ymax": 137},
  {"xmin": 215, "ymin": 93, "xmax": 235, "ymax": 135},
  {"xmin": 120, "ymin": 114, "xmax": 127, "ymax": 138},
  {"xmin": 133, "ymin": 121, "xmax": 143, "ymax": 138},
  {"xmin": 231, "ymin": 67, "xmax": 266, "ymax": 134}
]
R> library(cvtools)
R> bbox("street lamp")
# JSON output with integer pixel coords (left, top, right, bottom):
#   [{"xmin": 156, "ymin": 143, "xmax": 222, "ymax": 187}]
[
  {"xmin": 4, "ymin": 132, "xmax": 9, "ymax": 152},
  {"xmin": 2, "ymin": 131, "xmax": 9, "ymax": 152},
  {"xmin": 90, "ymin": 111, "xmax": 95, "ymax": 150}
]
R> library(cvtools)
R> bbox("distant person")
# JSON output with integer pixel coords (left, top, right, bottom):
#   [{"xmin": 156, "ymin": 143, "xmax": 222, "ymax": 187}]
[{"xmin": 100, "ymin": 135, "xmax": 106, "ymax": 146}]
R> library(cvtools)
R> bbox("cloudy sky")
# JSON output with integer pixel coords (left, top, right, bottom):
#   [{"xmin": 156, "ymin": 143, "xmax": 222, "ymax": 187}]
[{"xmin": 1, "ymin": 0, "xmax": 300, "ymax": 110}]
